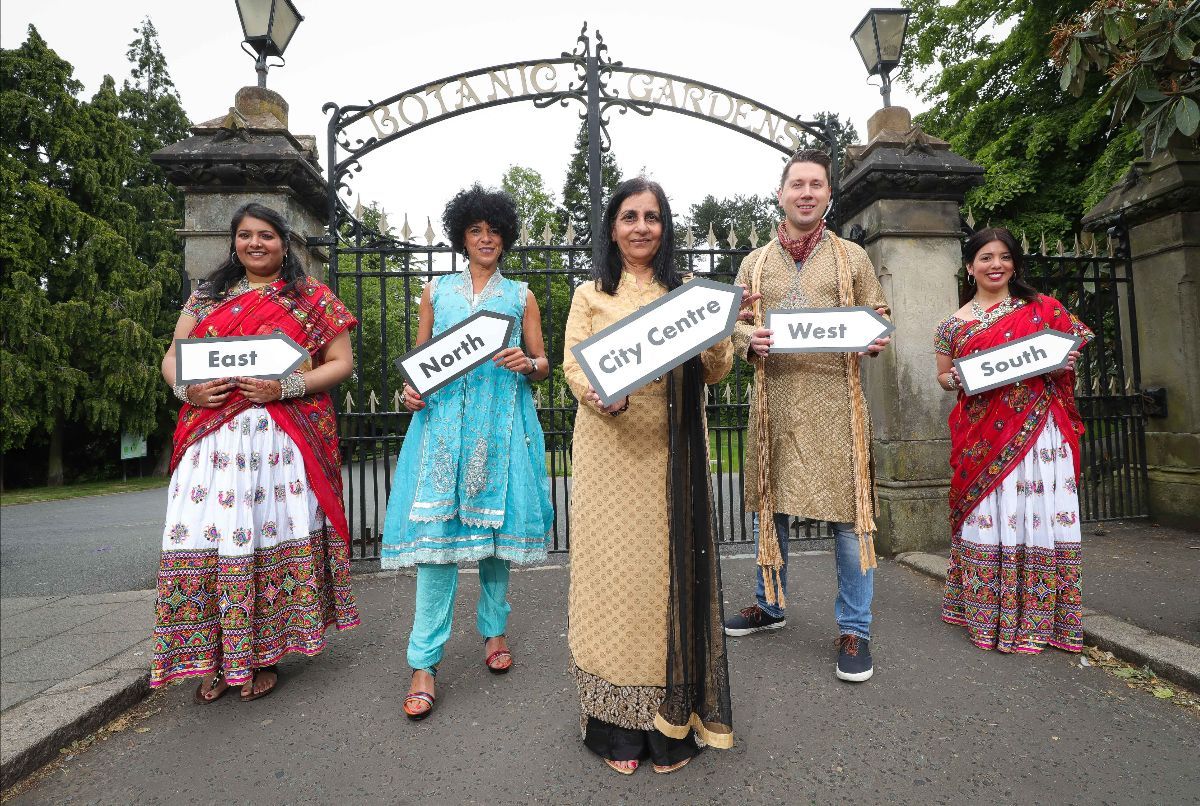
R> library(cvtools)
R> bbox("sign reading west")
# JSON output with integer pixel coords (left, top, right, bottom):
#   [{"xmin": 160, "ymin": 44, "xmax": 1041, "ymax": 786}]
[
  {"xmin": 954, "ymin": 330, "xmax": 1083, "ymax": 396},
  {"xmin": 765, "ymin": 307, "xmax": 894, "ymax": 353},
  {"xmin": 570, "ymin": 279, "xmax": 743, "ymax": 406},
  {"xmin": 395, "ymin": 311, "xmax": 516, "ymax": 398},
  {"xmin": 175, "ymin": 334, "xmax": 308, "ymax": 385}
]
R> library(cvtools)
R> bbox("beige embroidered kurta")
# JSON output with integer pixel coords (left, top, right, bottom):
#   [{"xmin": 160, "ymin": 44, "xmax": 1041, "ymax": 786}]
[
  {"xmin": 563, "ymin": 275, "xmax": 733, "ymax": 700},
  {"xmin": 733, "ymin": 234, "xmax": 890, "ymax": 524}
]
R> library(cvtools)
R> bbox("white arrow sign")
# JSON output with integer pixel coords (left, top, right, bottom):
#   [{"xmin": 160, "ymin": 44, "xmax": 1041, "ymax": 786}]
[
  {"xmin": 395, "ymin": 310, "xmax": 516, "ymax": 397},
  {"xmin": 571, "ymin": 278, "xmax": 743, "ymax": 406},
  {"xmin": 954, "ymin": 330, "xmax": 1083, "ymax": 395},
  {"xmin": 175, "ymin": 333, "xmax": 308, "ymax": 384},
  {"xmin": 765, "ymin": 307, "xmax": 894, "ymax": 353}
]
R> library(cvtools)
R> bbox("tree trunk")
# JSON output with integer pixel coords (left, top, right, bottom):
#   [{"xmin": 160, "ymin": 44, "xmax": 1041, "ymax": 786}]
[
  {"xmin": 152, "ymin": 442, "xmax": 171, "ymax": 477},
  {"xmin": 46, "ymin": 417, "xmax": 64, "ymax": 487}
]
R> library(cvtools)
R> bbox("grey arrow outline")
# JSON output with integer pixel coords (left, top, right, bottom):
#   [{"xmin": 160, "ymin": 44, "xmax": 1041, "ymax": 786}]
[
  {"xmin": 764, "ymin": 306, "xmax": 895, "ymax": 353},
  {"xmin": 395, "ymin": 310, "xmax": 517, "ymax": 398},
  {"xmin": 570, "ymin": 278, "xmax": 744, "ymax": 406},
  {"xmin": 953, "ymin": 330, "xmax": 1083, "ymax": 396},
  {"xmin": 175, "ymin": 332, "xmax": 308, "ymax": 384}
]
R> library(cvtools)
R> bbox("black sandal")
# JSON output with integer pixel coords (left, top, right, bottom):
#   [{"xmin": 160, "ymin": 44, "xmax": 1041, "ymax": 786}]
[
  {"xmin": 239, "ymin": 664, "xmax": 279, "ymax": 702},
  {"xmin": 193, "ymin": 669, "xmax": 229, "ymax": 704}
]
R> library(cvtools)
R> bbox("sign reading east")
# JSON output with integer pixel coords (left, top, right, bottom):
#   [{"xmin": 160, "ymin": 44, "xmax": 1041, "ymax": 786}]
[
  {"xmin": 395, "ymin": 310, "xmax": 516, "ymax": 398},
  {"xmin": 570, "ymin": 279, "xmax": 743, "ymax": 406},
  {"xmin": 765, "ymin": 307, "xmax": 894, "ymax": 353},
  {"xmin": 953, "ymin": 330, "xmax": 1083, "ymax": 396},
  {"xmin": 175, "ymin": 333, "xmax": 308, "ymax": 385}
]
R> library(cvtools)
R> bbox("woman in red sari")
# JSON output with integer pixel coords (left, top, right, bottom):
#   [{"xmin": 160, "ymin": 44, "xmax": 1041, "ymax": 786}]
[
  {"xmin": 155, "ymin": 203, "xmax": 359, "ymax": 701},
  {"xmin": 934, "ymin": 227, "xmax": 1092, "ymax": 655}
]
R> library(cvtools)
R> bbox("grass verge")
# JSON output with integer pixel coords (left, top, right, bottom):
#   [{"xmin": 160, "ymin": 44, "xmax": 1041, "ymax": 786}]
[{"xmin": 1, "ymin": 477, "xmax": 168, "ymax": 507}]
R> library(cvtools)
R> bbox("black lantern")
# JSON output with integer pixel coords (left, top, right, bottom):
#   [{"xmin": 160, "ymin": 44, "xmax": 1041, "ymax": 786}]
[
  {"xmin": 851, "ymin": 8, "xmax": 912, "ymax": 108},
  {"xmin": 236, "ymin": 0, "xmax": 304, "ymax": 88}
]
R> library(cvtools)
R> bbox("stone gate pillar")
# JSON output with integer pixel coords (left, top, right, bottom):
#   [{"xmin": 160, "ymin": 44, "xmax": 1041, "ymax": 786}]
[
  {"xmin": 1083, "ymin": 138, "xmax": 1200, "ymax": 527},
  {"xmin": 838, "ymin": 107, "xmax": 984, "ymax": 554},
  {"xmin": 151, "ymin": 86, "xmax": 329, "ymax": 290}
]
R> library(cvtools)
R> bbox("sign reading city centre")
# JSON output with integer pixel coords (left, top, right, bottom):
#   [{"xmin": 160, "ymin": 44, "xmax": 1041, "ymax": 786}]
[
  {"xmin": 570, "ymin": 279, "xmax": 743, "ymax": 406},
  {"xmin": 395, "ymin": 311, "xmax": 517, "ymax": 397},
  {"xmin": 953, "ymin": 330, "xmax": 1083, "ymax": 396},
  {"xmin": 765, "ymin": 307, "xmax": 894, "ymax": 353},
  {"xmin": 175, "ymin": 334, "xmax": 308, "ymax": 385}
]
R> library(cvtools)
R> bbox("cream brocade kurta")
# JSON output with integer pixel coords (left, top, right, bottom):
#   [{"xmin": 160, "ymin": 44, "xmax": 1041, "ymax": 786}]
[
  {"xmin": 563, "ymin": 276, "xmax": 733, "ymax": 696},
  {"xmin": 733, "ymin": 234, "xmax": 890, "ymax": 524}
]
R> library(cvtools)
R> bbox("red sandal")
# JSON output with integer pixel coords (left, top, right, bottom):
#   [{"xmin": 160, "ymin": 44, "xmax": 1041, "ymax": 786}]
[
  {"xmin": 404, "ymin": 667, "xmax": 437, "ymax": 721},
  {"xmin": 484, "ymin": 635, "xmax": 512, "ymax": 674}
]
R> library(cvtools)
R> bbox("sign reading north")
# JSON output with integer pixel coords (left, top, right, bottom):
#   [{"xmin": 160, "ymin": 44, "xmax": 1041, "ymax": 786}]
[
  {"xmin": 571, "ymin": 279, "xmax": 743, "ymax": 406},
  {"xmin": 395, "ymin": 310, "xmax": 516, "ymax": 397},
  {"xmin": 954, "ymin": 330, "xmax": 1083, "ymax": 396},
  {"xmin": 175, "ymin": 333, "xmax": 308, "ymax": 384},
  {"xmin": 765, "ymin": 307, "xmax": 894, "ymax": 353}
]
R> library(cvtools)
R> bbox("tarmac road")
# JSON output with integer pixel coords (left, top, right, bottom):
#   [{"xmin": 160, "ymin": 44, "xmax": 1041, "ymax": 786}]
[{"xmin": 8, "ymin": 556, "xmax": 1198, "ymax": 805}]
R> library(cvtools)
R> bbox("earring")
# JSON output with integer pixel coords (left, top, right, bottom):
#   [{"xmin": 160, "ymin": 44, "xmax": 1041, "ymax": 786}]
[{"xmin": 967, "ymin": 273, "xmax": 976, "ymax": 284}]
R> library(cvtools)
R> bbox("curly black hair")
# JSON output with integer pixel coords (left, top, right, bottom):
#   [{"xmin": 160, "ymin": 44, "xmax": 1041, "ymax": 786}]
[
  {"xmin": 197, "ymin": 202, "xmax": 306, "ymax": 300},
  {"xmin": 441, "ymin": 184, "xmax": 519, "ymax": 259}
]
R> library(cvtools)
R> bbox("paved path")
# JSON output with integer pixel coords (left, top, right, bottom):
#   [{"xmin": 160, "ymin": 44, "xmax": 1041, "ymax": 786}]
[{"xmin": 6, "ymin": 557, "xmax": 1198, "ymax": 804}]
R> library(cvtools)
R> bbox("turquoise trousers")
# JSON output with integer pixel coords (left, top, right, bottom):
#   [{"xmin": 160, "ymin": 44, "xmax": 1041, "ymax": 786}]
[{"xmin": 407, "ymin": 558, "xmax": 511, "ymax": 671}]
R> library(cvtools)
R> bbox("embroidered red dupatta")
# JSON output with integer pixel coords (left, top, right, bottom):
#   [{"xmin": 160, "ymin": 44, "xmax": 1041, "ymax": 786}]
[
  {"xmin": 948, "ymin": 296, "xmax": 1092, "ymax": 534},
  {"xmin": 170, "ymin": 278, "xmax": 357, "ymax": 545}
]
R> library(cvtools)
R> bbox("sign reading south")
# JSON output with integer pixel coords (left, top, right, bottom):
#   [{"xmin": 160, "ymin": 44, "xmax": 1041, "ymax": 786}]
[
  {"xmin": 175, "ymin": 333, "xmax": 308, "ymax": 385},
  {"xmin": 571, "ymin": 278, "xmax": 743, "ymax": 406},
  {"xmin": 765, "ymin": 307, "xmax": 895, "ymax": 353},
  {"xmin": 395, "ymin": 310, "xmax": 516, "ymax": 397},
  {"xmin": 954, "ymin": 330, "xmax": 1083, "ymax": 396}
]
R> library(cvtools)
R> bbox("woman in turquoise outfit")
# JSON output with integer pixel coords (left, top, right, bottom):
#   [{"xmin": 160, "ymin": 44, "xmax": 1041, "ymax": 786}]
[{"xmin": 382, "ymin": 185, "xmax": 554, "ymax": 720}]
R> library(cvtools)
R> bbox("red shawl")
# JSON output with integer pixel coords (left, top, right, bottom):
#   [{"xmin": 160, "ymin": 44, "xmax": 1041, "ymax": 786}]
[
  {"xmin": 170, "ymin": 277, "xmax": 357, "ymax": 545},
  {"xmin": 948, "ymin": 295, "xmax": 1092, "ymax": 534}
]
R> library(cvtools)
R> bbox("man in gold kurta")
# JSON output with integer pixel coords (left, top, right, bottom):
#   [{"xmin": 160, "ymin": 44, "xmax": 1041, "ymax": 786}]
[{"xmin": 724, "ymin": 150, "xmax": 891, "ymax": 683}]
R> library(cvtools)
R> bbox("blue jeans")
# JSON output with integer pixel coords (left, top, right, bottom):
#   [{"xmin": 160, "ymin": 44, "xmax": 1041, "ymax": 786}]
[
  {"xmin": 753, "ymin": 513, "xmax": 873, "ymax": 640},
  {"xmin": 407, "ymin": 557, "xmax": 511, "ymax": 671}
]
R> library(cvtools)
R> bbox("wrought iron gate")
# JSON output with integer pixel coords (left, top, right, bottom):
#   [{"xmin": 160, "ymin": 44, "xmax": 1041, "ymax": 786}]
[
  {"xmin": 319, "ymin": 23, "xmax": 839, "ymax": 560},
  {"xmin": 958, "ymin": 220, "xmax": 1150, "ymax": 522}
]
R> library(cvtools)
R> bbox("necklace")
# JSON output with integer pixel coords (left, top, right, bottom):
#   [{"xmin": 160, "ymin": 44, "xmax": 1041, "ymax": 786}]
[{"xmin": 971, "ymin": 296, "xmax": 1011, "ymax": 326}]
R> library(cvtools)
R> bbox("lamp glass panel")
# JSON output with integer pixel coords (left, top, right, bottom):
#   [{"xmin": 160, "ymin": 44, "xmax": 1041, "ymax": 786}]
[
  {"xmin": 851, "ymin": 17, "xmax": 879, "ymax": 73},
  {"xmin": 236, "ymin": 0, "xmax": 272, "ymax": 39},
  {"xmin": 875, "ymin": 11, "xmax": 909, "ymax": 64},
  {"xmin": 270, "ymin": 1, "xmax": 301, "ymax": 54}
]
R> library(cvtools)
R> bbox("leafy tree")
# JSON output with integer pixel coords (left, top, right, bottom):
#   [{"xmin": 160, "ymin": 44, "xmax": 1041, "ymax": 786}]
[
  {"xmin": 559, "ymin": 119, "xmax": 623, "ymax": 245},
  {"xmin": 1051, "ymin": 0, "xmax": 1200, "ymax": 152},
  {"xmin": 796, "ymin": 110, "xmax": 861, "ymax": 158},
  {"xmin": 900, "ymin": 0, "xmax": 1142, "ymax": 239},
  {"xmin": 0, "ymin": 27, "xmax": 172, "ymax": 485}
]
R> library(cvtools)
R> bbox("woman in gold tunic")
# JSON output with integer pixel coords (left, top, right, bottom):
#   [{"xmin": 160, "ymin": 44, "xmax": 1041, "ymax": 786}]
[{"xmin": 562, "ymin": 177, "xmax": 737, "ymax": 775}]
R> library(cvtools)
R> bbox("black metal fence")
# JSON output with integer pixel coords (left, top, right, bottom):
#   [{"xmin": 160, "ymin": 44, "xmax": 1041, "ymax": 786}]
[
  {"xmin": 331, "ymin": 232, "xmax": 835, "ymax": 560},
  {"xmin": 958, "ymin": 224, "xmax": 1150, "ymax": 522}
]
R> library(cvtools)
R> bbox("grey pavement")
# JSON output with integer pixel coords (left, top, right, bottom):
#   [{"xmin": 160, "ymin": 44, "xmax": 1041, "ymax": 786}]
[{"xmin": 5, "ymin": 556, "xmax": 1200, "ymax": 804}]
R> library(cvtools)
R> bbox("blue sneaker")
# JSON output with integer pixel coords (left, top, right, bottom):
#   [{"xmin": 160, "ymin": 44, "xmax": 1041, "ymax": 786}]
[
  {"xmin": 724, "ymin": 605, "xmax": 786, "ymax": 636},
  {"xmin": 836, "ymin": 634, "xmax": 873, "ymax": 682}
]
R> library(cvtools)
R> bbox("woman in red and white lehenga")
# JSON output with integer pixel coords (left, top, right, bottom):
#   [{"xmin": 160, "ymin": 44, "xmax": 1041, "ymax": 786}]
[
  {"xmin": 934, "ymin": 227, "xmax": 1093, "ymax": 655},
  {"xmin": 154, "ymin": 202, "xmax": 359, "ymax": 702}
]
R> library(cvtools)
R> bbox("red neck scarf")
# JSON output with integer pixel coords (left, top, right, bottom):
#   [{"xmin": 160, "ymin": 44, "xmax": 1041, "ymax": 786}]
[
  {"xmin": 777, "ymin": 220, "xmax": 826, "ymax": 264},
  {"xmin": 946, "ymin": 295, "xmax": 1092, "ymax": 534},
  {"xmin": 170, "ymin": 278, "xmax": 357, "ymax": 545}
]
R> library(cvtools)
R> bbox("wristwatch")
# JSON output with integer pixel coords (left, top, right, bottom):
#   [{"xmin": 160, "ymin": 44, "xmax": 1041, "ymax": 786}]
[{"xmin": 523, "ymin": 356, "xmax": 536, "ymax": 375}]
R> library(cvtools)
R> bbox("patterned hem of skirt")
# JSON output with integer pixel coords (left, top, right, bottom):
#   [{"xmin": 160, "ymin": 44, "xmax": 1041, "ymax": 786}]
[
  {"xmin": 942, "ymin": 613, "xmax": 1082, "ymax": 655},
  {"xmin": 149, "ymin": 616, "xmax": 360, "ymax": 688},
  {"xmin": 380, "ymin": 544, "xmax": 549, "ymax": 568},
  {"xmin": 568, "ymin": 657, "xmax": 664, "ymax": 732}
]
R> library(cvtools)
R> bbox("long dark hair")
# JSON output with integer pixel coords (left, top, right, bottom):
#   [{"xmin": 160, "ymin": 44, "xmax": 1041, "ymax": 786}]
[
  {"xmin": 595, "ymin": 177, "xmax": 681, "ymax": 295},
  {"xmin": 960, "ymin": 227, "xmax": 1040, "ymax": 306},
  {"xmin": 197, "ymin": 202, "xmax": 306, "ymax": 299}
]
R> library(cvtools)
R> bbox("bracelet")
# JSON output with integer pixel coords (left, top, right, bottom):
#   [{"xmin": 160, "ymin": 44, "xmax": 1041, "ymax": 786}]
[
  {"xmin": 172, "ymin": 383, "xmax": 192, "ymax": 404},
  {"xmin": 522, "ymin": 356, "xmax": 537, "ymax": 376},
  {"xmin": 278, "ymin": 371, "xmax": 306, "ymax": 400},
  {"xmin": 608, "ymin": 397, "xmax": 630, "ymax": 417}
]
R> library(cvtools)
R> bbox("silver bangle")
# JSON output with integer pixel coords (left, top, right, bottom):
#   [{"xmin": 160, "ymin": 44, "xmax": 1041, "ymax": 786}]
[
  {"xmin": 523, "ymin": 356, "xmax": 537, "ymax": 376},
  {"xmin": 279, "ymin": 371, "xmax": 306, "ymax": 399},
  {"xmin": 172, "ymin": 383, "xmax": 191, "ymax": 404}
]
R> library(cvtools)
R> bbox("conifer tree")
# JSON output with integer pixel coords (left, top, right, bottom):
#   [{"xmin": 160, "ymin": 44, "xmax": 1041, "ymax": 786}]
[{"xmin": 559, "ymin": 120, "xmax": 622, "ymax": 245}]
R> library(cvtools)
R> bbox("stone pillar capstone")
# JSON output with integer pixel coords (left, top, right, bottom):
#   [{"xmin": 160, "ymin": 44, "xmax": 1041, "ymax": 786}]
[
  {"xmin": 838, "ymin": 106, "xmax": 985, "ymax": 554},
  {"xmin": 1082, "ymin": 137, "xmax": 1200, "ymax": 527},
  {"xmin": 151, "ymin": 86, "xmax": 329, "ymax": 291}
]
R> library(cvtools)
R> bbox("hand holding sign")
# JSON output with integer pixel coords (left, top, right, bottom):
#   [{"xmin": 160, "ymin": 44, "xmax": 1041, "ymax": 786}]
[
  {"xmin": 395, "ymin": 311, "xmax": 517, "ymax": 398},
  {"xmin": 953, "ymin": 330, "xmax": 1083, "ymax": 395},
  {"xmin": 176, "ymin": 334, "xmax": 308, "ymax": 385}
]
